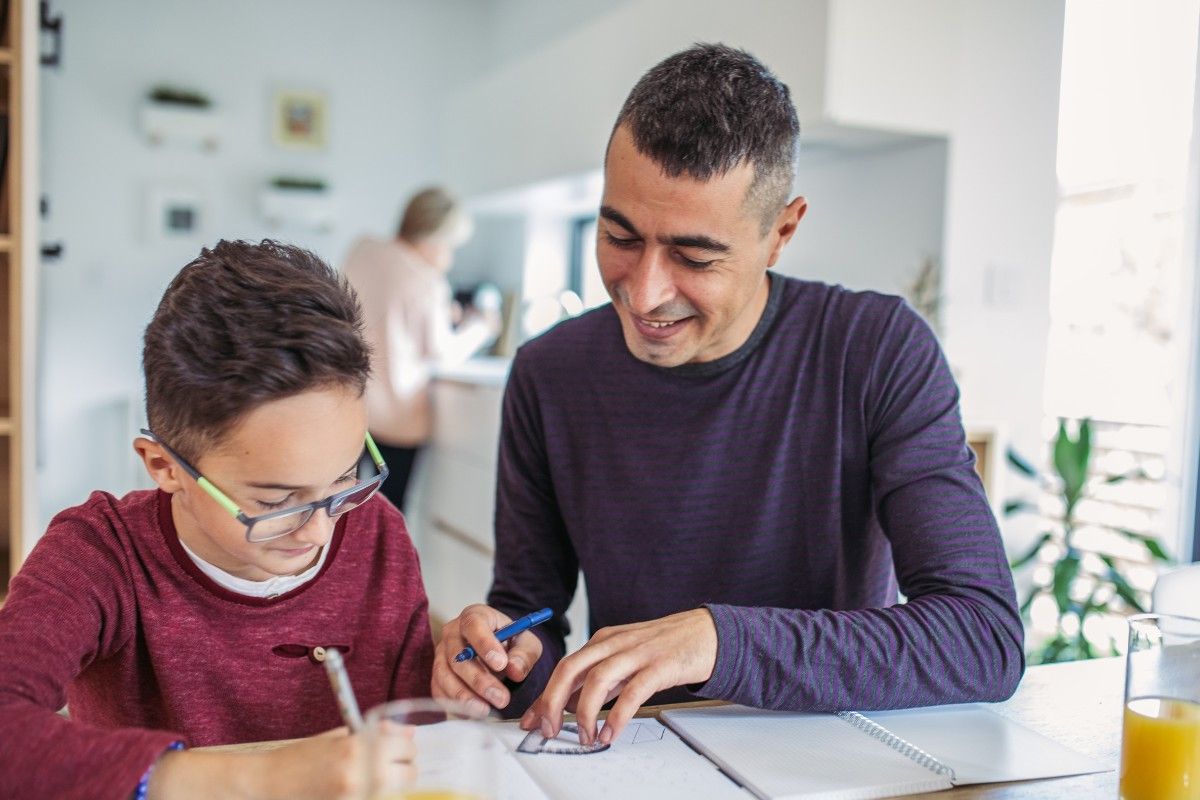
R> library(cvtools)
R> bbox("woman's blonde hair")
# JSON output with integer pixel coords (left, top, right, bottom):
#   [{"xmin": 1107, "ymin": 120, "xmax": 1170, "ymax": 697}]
[{"xmin": 397, "ymin": 186, "xmax": 472, "ymax": 246}]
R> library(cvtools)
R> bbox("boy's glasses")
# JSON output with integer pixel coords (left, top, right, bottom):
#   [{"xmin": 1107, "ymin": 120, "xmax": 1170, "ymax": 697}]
[{"xmin": 140, "ymin": 428, "xmax": 390, "ymax": 543}]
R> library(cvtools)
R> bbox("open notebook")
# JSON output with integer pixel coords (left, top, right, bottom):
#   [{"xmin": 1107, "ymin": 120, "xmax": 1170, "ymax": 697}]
[
  {"xmin": 477, "ymin": 702, "xmax": 1107, "ymax": 800},
  {"xmin": 659, "ymin": 703, "xmax": 1109, "ymax": 800}
]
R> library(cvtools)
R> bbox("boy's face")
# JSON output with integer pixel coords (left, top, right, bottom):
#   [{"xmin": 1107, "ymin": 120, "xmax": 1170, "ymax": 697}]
[{"xmin": 147, "ymin": 386, "xmax": 370, "ymax": 581}]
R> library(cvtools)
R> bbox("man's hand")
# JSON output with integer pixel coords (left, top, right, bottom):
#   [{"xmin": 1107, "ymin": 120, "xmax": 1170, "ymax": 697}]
[
  {"xmin": 432, "ymin": 604, "xmax": 544, "ymax": 713},
  {"xmin": 519, "ymin": 608, "xmax": 717, "ymax": 746},
  {"xmin": 149, "ymin": 726, "xmax": 414, "ymax": 800}
]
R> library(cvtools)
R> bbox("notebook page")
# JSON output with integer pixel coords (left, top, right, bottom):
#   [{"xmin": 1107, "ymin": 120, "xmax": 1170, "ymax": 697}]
[
  {"xmin": 412, "ymin": 721, "xmax": 552, "ymax": 800},
  {"xmin": 661, "ymin": 706, "xmax": 952, "ymax": 800},
  {"xmin": 493, "ymin": 718, "xmax": 750, "ymax": 800},
  {"xmin": 864, "ymin": 704, "xmax": 1109, "ymax": 784}
]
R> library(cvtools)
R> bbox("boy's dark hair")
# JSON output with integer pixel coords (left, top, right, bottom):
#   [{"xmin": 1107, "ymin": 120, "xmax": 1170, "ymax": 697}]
[
  {"xmin": 143, "ymin": 239, "xmax": 371, "ymax": 461},
  {"xmin": 612, "ymin": 43, "xmax": 800, "ymax": 233}
]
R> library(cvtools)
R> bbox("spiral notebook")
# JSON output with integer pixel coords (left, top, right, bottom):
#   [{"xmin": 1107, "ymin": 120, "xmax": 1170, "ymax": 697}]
[{"xmin": 660, "ymin": 703, "xmax": 1108, "ymax": 800}]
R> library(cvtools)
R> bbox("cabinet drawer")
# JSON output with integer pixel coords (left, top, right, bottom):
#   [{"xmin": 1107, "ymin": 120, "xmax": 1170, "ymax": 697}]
[
  {"xmin": 431, "ymin": 380, "xmax": 504, "ymax": 467},
  {"xmin": 422, "ymin": 524, "xmax": 495, "ymax": 627},
  {"xmin": 422, "ymin": 452, "xmax": 495, "ymax": 554}
]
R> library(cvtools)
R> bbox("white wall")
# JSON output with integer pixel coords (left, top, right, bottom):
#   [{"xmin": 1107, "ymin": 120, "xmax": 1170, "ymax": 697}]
[
  {"xmin": 938, "ymin": 1, "xmax": 1065, "ymax": 501},
  {"xmin": 34, "ymin": 0, "xmax": 490, "ymax": 537},
  {"xmin": 442, "ymin": 0, "xmax": 830, "ymax": 196},
  {"xmin": 777, "ymin": 139, "xmax": 948, "ymax": 297},
  {"xmin": 821, "ymin": 0, "xmax": 1066, "ymax": 554}
]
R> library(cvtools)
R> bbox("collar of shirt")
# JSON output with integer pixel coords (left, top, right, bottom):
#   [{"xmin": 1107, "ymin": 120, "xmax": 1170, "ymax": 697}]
[{"xmin": 177, "ymin": 538, "xmax": 330, "ymax": 598}]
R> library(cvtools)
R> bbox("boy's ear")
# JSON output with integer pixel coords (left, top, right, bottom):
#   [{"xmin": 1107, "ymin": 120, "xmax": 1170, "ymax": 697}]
[{"xmin": 133, "ymin": 437, "xmax": 185, "ymax": 493}]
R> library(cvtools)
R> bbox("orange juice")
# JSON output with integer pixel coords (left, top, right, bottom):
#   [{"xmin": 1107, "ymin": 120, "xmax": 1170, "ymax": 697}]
[{"xmin": 1120, "ymin": 696, "xmax": 1200, "ymax": 800}]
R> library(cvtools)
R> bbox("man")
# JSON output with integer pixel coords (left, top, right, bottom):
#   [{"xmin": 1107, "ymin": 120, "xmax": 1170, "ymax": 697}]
[
  {"xmin": 341, "ymin": 187, "xmax": 497, "ymax": 512},
  {"xmin": 433, "ymin": 44, "xmax": 1024, "ymax": 747}
]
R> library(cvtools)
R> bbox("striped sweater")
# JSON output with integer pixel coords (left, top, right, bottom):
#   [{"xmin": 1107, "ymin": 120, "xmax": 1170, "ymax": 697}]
[{"xmin": 489, "ymin": 273, "xmax": 1024, "ymax": 714}]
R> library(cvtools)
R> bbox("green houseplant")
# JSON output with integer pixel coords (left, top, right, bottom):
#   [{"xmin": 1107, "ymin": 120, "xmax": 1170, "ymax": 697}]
[{"xmin": 1006, "ymin": 418, "xmax": 1173, "ymax": 664}]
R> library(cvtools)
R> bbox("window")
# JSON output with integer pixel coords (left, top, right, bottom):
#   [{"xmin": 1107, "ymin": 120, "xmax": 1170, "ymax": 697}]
[{"xmin": 1042, "ymin": 0, "xmax": 1200, "ymax": 571}]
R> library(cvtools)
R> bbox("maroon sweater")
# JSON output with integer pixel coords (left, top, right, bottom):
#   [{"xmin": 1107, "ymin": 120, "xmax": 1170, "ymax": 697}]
[{"xmin": 0, "ymin": 490, "xmax": 433, "ymax": 800}]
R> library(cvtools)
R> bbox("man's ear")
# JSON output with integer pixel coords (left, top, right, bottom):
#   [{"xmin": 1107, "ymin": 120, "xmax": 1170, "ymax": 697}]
[
  {"xmin": 765, "ymin": 196, "xmax": 808, "ymax": 268},
  {"xmin": 133, "ymin": 437, "xmax": 185, "ymax": 493}
]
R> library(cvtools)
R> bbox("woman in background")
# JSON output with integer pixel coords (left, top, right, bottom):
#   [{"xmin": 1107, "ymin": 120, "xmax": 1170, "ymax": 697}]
[{"xmin": 341, "ymin": 187, "xmax": 498, "ymax": 512}]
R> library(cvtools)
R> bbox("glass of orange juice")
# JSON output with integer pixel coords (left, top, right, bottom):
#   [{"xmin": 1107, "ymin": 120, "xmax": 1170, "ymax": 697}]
[
  {"xmin": 1119, "ymin": 612, "xmax": 1200, "ymax": 800},
  {"xmin": 362, "ymin": 697, "xmax": 496, "ymax": 800}
]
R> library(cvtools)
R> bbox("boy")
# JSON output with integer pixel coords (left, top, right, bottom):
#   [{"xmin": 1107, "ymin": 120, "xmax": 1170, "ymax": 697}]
[{"xmin": 0, "ymin": 240, "xmax": 432, "ymax": 798}]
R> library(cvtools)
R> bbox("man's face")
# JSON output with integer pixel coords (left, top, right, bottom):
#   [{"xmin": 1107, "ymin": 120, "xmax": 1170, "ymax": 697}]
[
  {"xmin": 168, "ymin": 386, "xmax": 369, "ymax": 581},
  {"xmin": 597, "ymin": 125, "xmax": 804, "ymax": 367}
]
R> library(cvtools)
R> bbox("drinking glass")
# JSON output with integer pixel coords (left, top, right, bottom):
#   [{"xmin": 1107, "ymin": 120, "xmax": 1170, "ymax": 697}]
[
  {"xmin": 362, "ymin": 697, "xmax": 497, "ymax": 800},
  {"xmin": 1119, "ymin": 612, "xmax": 1200, "ymax": 800}
]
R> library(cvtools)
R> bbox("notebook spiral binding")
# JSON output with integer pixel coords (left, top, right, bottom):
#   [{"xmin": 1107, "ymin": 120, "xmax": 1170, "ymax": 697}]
[{"xmin": 837, "ymin": 711, "xmax": 957, "ymax": 782}]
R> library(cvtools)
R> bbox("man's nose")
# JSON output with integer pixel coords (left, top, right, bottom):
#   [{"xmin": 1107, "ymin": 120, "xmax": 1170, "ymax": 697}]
[{"xmin": 624, "ymin": 249, "xmax": 675, "ymax": 315}]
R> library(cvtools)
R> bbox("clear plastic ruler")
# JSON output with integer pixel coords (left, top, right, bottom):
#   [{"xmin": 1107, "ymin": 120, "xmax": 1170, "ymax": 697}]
[{"xmin": 517, "ymin": 721, "xmax": 611, "ymax": 755}]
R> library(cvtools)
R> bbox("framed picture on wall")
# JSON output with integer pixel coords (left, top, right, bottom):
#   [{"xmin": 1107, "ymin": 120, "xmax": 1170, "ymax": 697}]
[
  {"xmin": 145, "ymin": 184, "xmax": 206, "ymax": 242},
  {"xmin": 272, "ymin": 90, "xmax": 328, "ymax": 151}
]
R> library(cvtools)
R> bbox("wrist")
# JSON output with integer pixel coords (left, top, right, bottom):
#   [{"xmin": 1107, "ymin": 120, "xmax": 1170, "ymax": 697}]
[
  {"xmin": 138, "ymin": 741, "xmax": 184, "ymax": 800},
  {"xmin": 147, "ymin": 750, "xmax": 268, "ymax": 800}
]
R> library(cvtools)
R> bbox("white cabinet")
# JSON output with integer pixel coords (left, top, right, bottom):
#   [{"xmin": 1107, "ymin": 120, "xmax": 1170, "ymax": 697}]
[{"xmin": 411, "ymin": 358, "xmax": 588, "ymax": 653}]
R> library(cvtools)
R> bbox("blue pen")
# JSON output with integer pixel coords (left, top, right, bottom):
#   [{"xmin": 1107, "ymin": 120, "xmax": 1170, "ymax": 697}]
[{"xmin": 454, "ymin": 607, "xmax": 553, "ymax": 662}]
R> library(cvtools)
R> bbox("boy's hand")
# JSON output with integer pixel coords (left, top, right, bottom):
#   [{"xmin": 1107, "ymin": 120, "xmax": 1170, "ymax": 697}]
[
  {"xmin": 149, "ymin": 726, "xmax": 414, "ymax": 800},
  {"xmin": 432, "ymin": 603, "xmax": 543, "ymax": 712}
]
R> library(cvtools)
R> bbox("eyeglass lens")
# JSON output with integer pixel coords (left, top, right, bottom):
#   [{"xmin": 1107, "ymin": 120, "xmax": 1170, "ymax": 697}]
[{"xmin": 246, "ymin": 476, "xmax": 384, "ymax": 542}]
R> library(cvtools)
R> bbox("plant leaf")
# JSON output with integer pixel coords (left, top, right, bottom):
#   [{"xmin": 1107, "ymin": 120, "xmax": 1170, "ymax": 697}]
[
  {"xmin": 1110, "ymin": 528, "xmax": 1174, "ymax": 563},
  {"xmin": 1053, "ymin": 419, "xmax": 1089, "ymax": 517},
  {"xmin": 1052, "ymin": 553, "xmax": 1081, "ymax": 614},
  {"xmin": 1004, "ymin": 499, "xmax": 1039, "ymax": 517},
  {"xmin": 1007, "ymin": 448, "xmax": 1040, "ymax": 479},
  {"xmin": 1079, "ymin": 633, "xmax": 1096, "ymax": 660},
  {"xmin": 1037, "ymin": 634, "xmax": 1072, "ymax": 665},
  {"xmin": 1141, "ymin": 537, "xmax": 1172, "ymax": 563},
  {"xmin": 1107, "ymin": 569, "xmax": 1147, "ymax": 613},
  {"xmin": 1018, "ymin": 589, "xmax": 1038, "ymax": 619},
  {"xmin": 1010, "ymin": 531, "xmax": 1053, "ymax": 570}
]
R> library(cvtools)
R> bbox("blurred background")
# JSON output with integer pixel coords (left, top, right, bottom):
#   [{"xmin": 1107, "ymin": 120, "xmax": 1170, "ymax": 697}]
[{"xmin": 7, "ymin": 0, "xmax": 1199, "ymax": 659}]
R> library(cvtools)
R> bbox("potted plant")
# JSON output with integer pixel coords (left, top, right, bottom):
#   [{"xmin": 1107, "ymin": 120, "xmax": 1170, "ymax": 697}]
[{"xmin": 1006, "ymin": 418, "xmax": 1173, "ymax": 663}]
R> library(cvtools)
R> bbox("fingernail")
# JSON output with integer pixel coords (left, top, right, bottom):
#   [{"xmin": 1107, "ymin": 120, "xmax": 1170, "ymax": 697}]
[
  {"xmin": 509, "ymin": 655, "xmax": 526, "ymax": 675},
  {"xmin": 470, "ymin": 699, "xmax": 490, "ymax": 717},
  {"xmin": 484, "ymin": 687, "xmax": 504, "ymax": 707},
  {"xmin": 520, "ymin": 709, "xmax": 535, "ymax": 729},
  {"xmin": 599, "ymin": 725, "xmax": 614, "ymax": 745},
  {"xmin": 540, "ymin": 717, "xmax": 555, "ymax": 739},
  {"xmin": 484, "ymin": 650, "xmax": 506, "ymax": 670}
]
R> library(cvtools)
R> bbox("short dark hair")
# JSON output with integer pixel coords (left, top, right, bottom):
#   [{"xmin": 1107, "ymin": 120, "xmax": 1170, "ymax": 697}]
[
  {"xmin": 612, "ymin": 43, "xmax": 800, "ymax": 232},
  {"xmin": 143, "ymin": 239, "xmax": 371, "ymax": 461}
]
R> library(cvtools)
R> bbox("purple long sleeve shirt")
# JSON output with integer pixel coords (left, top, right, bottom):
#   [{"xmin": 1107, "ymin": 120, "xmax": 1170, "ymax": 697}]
[{"xmin": 488, "ymin": 274, "xmax": 1024, "ymax": 715}]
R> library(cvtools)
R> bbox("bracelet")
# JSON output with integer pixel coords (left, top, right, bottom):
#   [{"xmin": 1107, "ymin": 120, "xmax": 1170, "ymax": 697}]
[{"xmin": 134, "ymin": 741, "xmax": 185, "ymax": 800}]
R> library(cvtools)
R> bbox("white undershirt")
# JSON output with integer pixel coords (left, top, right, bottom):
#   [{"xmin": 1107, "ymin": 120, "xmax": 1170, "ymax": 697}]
[{"xmin": 178, "ymin": 538, "xmax": 329, "ymax": 598}]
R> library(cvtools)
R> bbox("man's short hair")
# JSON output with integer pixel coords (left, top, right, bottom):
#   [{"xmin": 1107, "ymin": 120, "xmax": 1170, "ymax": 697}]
[
  {"xmin": 612, "ymin": 43, "xmax": 800, "ymax": 233},
  {"xmin": 143, "ymin": 239, "xmax": 371, "ymax": 461},
  {"xmin": 397, "ymin": 186, "xmax": 472, "ymax": 246}
]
